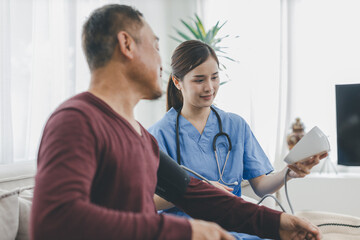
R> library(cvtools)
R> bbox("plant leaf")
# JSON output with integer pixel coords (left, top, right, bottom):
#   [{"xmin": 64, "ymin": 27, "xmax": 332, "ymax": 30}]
[
  {"xmin": 169, "ymin": 35, "xmax": 184, "ymax": 43},
  {"xmin": 176, "ymin": 29, "xmax": 192, "ymax": 41},
  {"xmin": 171, "ymin": 13, "xmax": 239, "ymax": 78},
  {"xmin": 212, "ymin": 36, "xmax": 227, "ymax": 46},
  {"xmin": 211, "ymin": 21, "xmax": 220, "ymax": 36},
  {"xmin": 205, "ymin": 29, "xmax": 214, "ymax": 45},
  {"xmin": 213, "ymin": 21, "xmax": 227, "ymax": 37},
  {"xmin": 220, "ymin": 63, "xmax": 227, "ymax": 70},
  {"xmin": 195, "ymin": 14, "xmax": 206, "ymax": 36},
  {"xmin": 218, "ymin": 55, "xmax": 237, "ymax": 62},
  {"xmin": 209, "ymin": 22, "xmax": 220, "ymax": 45},
  {"xmin": 214, "ymin": 49, "xmax": 227, "ymax": 54},
  {"xmin": 194, "ymin": 23, "xmax": 205, "ymax": 41},
  {"xmin": 220, "ymin": 80, "xmax": 229, "ymax": 86},
  {"xmin": 180, "ymin": 19, "xmax": 201, "ymax": 39}
]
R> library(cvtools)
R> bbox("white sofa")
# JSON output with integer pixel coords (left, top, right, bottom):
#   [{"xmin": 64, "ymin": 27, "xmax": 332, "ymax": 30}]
[
  {"xmin": 0, "ymin": 162, "xmax": 35, "ymax": 240},
  {"xmin": 2, "ymin": 162, "xmax": 359, "ymax": 240},
  {"xmin": 0, "ymin": 161, "xmax": 264, "ymax": 240},
  {"xmin": 0, "ymin": 162, "xmax": 273, "ymax": 240}
]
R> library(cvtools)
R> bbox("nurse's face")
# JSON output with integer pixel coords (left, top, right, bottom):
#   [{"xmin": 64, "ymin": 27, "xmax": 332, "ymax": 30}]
[{"xmin": 179, "ymin": 57, "xmax": 219, "ymax": 109}]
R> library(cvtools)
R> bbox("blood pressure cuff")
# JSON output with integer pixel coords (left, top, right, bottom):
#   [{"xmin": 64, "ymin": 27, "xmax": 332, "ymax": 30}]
[{"xmin": 155, "ymin": 150, "xmax": 190, "ymax": 203}]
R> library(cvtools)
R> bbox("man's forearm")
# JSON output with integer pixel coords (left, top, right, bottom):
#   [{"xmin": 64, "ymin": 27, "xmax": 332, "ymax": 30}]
[{"xmin": 173, "ymin": 177, "xmax": 282, "ymax": 239}]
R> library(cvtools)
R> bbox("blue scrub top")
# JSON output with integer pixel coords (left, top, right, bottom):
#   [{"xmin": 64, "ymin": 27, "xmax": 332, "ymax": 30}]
[
  {"xmin": 149, "ymin": 106, "xmax": 273, "ymax": 240},
  {"xmin": 149, "ymin": 105, "xmax": 273, "ymax": 197}
]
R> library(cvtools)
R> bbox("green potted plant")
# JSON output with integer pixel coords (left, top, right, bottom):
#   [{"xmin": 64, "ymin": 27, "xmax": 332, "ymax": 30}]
[{"xmin": 171, "ymin": 14, "xmax": 238, "ymax": 84}]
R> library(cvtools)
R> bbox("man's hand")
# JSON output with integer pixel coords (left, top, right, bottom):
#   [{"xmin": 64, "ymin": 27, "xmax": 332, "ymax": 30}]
[
  {"xmin": 190, "ymin": 219, "xmax": 235, "ymax": 240},
  {"xmin": 279, "ymin": 213, "xmax": 322, "ymax": 240},
  {"xmin": 288, "ymin": 153, "xmax": 328, "ymax": 178}
]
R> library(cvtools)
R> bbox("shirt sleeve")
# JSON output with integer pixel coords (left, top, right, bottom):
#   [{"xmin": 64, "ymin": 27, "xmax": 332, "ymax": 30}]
[
  {"xmin": 174, "ymin": 177, "xmax": 282, "ymax": 240},
  {"xmin": 242, "ymin": 122, "xmax": 274, "ymax": 180},
  {"xmin": 31, "ymin": 109, "xmax": 191, "ymax": 240}
]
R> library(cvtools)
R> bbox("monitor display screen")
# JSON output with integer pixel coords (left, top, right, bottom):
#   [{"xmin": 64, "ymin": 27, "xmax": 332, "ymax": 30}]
[{"xmin": 336, "ymin": 84, "xmax": 360, "ymax": 166}]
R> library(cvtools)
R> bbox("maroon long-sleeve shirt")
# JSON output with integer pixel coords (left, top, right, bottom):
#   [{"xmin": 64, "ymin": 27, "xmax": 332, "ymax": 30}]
[{"xmin": 30, "ymin": 92, "xmax": 281, "ymax": 240}]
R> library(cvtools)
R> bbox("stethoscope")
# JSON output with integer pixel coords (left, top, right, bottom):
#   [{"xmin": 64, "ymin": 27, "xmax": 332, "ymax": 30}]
[{"xmin": 176, "ymin": 106, "xmax": 239, "ymax": 186}]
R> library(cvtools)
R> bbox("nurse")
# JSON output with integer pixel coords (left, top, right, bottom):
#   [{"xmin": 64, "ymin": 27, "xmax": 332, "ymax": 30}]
[{"xmin": 149, "ymin": 40, "xmax": 326, "ymax": 240}]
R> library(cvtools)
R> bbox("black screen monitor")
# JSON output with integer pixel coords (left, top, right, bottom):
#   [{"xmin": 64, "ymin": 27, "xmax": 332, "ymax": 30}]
[{"xmin": 336, "ymin": 84, "xmax": 360, "ymax": 166}]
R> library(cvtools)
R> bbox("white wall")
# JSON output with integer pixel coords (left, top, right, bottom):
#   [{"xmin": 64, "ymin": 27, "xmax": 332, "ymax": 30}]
[
  {"xmin": 243, "ymin": 172, "xmax": 360, "ymax": 218},
  {"xmin": 280, "ymin": 173, "xmax": 360, "ymax": 217},
  {"xmin": 287, "ymin": 0, "xmax": 360, "ymax": 165}
]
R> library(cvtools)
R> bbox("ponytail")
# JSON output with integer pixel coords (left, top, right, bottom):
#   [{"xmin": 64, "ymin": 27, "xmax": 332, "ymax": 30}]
[{"xmin": 166, "ymin": 75, "xmax": 183, "ymax": 111}]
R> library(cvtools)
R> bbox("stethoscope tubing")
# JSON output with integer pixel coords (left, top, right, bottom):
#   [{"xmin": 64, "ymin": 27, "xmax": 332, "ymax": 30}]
[{"xmin": 175, "ymin": 106, "xmax": 238, "ymax": 186}]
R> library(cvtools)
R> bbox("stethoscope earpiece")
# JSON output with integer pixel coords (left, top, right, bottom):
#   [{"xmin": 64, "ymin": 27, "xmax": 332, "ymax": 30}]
[{"xmin": 176, "ymin": 106, "xmax": 236, "ymax": 186}]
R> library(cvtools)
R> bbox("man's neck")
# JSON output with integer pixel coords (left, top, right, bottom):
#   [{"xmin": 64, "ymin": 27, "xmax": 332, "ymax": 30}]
[{"xmin": 88, "ymin": 66, "xmax": 142, "ymax": 135}]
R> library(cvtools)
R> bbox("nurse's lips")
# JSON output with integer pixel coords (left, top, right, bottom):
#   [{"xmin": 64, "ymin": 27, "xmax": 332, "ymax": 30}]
[{"xmin": 200, "ymin": 94, "xmax": 213, "ymax": 100}]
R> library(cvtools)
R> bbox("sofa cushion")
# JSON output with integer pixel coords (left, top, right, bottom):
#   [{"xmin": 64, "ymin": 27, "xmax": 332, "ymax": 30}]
[
  {"xmin": 0, "ymin": 186, "xmax": 33, "ymax": 240},
  {"xmin": 0, "ymin": 188, "xmax": 20, "ymax": 240},
  {"xmin": 16, "ymin": 187, "xmax": 33, "ymax": 240}
]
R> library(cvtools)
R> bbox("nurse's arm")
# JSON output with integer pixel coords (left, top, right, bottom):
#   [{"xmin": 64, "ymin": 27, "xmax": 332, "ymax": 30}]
[
  {"xmin": 154, "ymin": 194, "xmax": 174, "ymax": 210},
  {"xmin": 249, "ymin": 154, "xmax": 326, "ymax": 197},
  {"xmin": 248, "ymin": 167, "xmax": 290, "ymax": 197}
]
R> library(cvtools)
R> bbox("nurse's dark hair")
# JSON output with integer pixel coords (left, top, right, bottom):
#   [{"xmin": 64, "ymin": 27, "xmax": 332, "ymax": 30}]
[
  {"xmin": 82, "ymin": 4, "xmax": 143, "ymax": 71},
  {"xmin": 167, "ymin": 40, "xmax": 219, "ymax": 111}
]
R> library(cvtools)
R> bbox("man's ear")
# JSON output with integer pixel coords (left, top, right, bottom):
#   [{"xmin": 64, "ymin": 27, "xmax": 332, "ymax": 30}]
[
  {"xmin": 172, "ymin": 76, "xmax": 181, "ymax": 90},
  {"xmin": 117, "ymin": 31, "xmax": 136, "ymax": 60}
]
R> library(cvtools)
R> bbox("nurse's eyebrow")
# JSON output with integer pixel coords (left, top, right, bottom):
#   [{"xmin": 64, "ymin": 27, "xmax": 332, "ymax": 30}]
[{"xmin": 193, "ymin": 72, "xmax": 218, "ymax": 78}]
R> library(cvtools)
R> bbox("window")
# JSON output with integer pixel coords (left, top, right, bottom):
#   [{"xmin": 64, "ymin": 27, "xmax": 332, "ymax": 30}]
[
  {"xmin": 202, "ymin": 0, "xmax": 360, "ymax": 169},
  {"xmin": 0, "ymin": 0, "xmax": 197, "ymax": 164}
]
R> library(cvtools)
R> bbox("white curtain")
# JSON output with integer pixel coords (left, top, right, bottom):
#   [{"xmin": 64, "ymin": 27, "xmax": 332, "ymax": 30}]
[
  {"xmin": 0, "ymin": 0, "xmax": 198, "ymax": 164},
  {"xmin": 0, "ymin": 0, "xmax": 102, "ymax": 164},
  {"xmin": 1, "ymin": 0, "xmax": 13, "ymax": 164},
  {"xmin": 0, "ymin": 0, "xmax": 94, "ymax": 164},
  {"xmin": 201, "ymin": 0, "xmax": 360, "ymax": 170}
]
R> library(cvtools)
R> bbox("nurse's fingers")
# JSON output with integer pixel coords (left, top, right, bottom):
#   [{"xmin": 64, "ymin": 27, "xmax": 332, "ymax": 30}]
[
  {"xmin": 287, "ymin": 165, "xmax": 308, "ymax": 178},
  {"xmin": 207, "ymin": 181, "xmax": 234, "ymax": 192},
  {"xmin": 319, "ymin": 152, "xmax": 328, "ymax": 159}
]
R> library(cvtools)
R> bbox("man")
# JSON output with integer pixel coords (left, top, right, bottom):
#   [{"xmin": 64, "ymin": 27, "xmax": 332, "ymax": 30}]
[{"xmin": 30, "ymin": 4, "xmax": 322, "ymax": 240}]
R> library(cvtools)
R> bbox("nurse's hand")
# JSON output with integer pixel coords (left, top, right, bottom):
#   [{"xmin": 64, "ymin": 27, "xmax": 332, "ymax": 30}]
[
  {"xmin": 207, "ymin": 181, "xmax": 234, "ymax": 194},
  {"xmin": 279, "ymin": 213, "xmax": 322, "ymax": 240},
  {"xmin": 190, "ymin": 219, "xmax": 235, "ymax": 240},
  {"xmin": 287, "ymin": 153, "xmax": 328, "ymax": 178}
]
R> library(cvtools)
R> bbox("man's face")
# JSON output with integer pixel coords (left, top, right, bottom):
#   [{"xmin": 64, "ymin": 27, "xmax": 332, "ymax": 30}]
[{"xmin": 132, "ymin": 19, "xmax": 163, "ymax": 100}]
